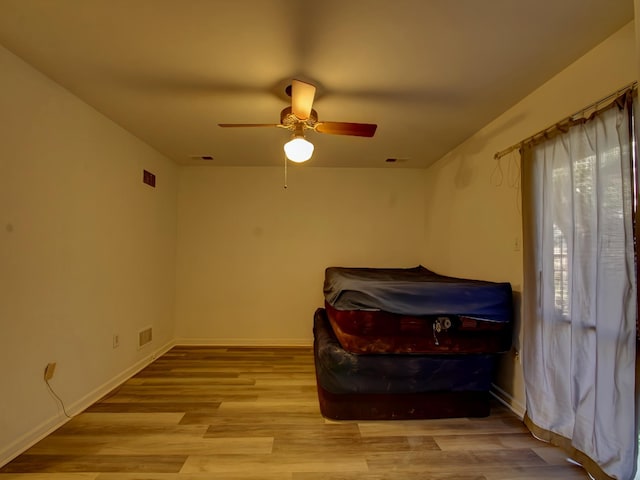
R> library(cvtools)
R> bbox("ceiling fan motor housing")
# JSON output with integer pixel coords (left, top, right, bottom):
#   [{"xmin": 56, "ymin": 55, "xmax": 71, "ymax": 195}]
[{"xmin": 280, "ymin": 106, "xmax": 318, "ymax": 130}]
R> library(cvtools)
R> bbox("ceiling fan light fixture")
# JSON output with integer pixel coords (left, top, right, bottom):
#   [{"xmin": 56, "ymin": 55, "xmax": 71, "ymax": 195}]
[
  {"xmin": 284, "ymin": 135, "xmax": 314, "ymax": 163},
  {"xmin": 219, "ymin": 79, "xmax": 377, "ymax": 165}
]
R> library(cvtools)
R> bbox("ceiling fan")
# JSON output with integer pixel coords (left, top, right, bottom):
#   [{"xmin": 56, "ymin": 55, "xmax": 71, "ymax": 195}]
[{"xmin": 218, "ymin": 79, "xmax": 377, "ymax": 162}]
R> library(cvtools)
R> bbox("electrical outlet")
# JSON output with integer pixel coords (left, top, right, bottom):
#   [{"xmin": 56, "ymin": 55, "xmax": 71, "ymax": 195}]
[
  {"xmin": 113, "ymin": 334, "xmax": 120, "ymax": 348},
  {"xmin": 44, "ymin": 362, "xmax": 56, "ymax": 381},
  {"xmin": 513, "ymin": 236, "xmax": 521, "ymax": 252}
]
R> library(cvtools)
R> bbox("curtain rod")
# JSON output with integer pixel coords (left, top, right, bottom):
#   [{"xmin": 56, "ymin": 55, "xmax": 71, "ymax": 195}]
[{"xmin": 494, "ymin": 81, "xmax": 638, "ymax": 160}]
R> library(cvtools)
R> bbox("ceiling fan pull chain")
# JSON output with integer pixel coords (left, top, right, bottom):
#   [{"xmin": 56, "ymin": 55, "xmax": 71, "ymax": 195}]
[{"xmin": 283, "ymin": 153, "xmax": 288, "ymax": 189}]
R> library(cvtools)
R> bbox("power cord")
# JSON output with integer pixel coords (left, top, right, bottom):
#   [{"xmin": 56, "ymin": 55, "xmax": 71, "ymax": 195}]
[{"xmin": 45, "ymin": 377, "xmax": 72, "ymax": 419}]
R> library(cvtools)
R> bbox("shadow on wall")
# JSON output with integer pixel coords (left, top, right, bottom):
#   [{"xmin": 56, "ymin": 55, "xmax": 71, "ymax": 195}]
[{"xmin": 436, "ymin": 112, "xmax": 527, "ymax": 190}]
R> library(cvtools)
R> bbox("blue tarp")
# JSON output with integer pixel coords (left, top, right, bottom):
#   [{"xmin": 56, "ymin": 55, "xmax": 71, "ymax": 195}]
[{"xmin": 323, "ymin": 265, "xmax": 512, "ymax": 322}]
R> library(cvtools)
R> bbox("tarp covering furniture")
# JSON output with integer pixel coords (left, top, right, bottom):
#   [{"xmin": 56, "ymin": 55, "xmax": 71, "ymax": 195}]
[
  {"xmin": 323, "ymin": 266, "xmax": 513, "ymax": 354},
  {"xmin": 324, "ymin": 265, "xmax": 512, "ymax": 320},
  {"xmin": 314, "ymin": 266, "xmax": 513, "ymax": 420}
]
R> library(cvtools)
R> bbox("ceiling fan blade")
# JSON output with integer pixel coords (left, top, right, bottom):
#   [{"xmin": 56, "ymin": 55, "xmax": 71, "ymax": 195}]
[
  {"xmin": 315, "ymin": 122, "xmax": 377, "ymax": 137},
  {"xmin": 218, "ymin": 123, "xmax": 280, "ymax": 128},
  {"xmin": 291, "ymin": 79, "xmax": 316, "ymax": 120}
]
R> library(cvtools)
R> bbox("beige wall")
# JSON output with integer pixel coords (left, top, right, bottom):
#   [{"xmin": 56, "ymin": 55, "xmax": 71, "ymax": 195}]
[
  {"xmin": 175, "ymin": 166, "xmax": 426, "ymax": 343},
  {"xmin": 422, "ymin": 21, "xmax": 637, "ymax": 415},
  {"xmin": 0, "ymin": 45, "xmax": 178, "ymax": 464}
]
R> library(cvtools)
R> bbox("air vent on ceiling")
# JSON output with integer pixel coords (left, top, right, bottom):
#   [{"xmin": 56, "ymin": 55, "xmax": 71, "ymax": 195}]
[{"xmin": 385, "ymin": 158, "xmax": 409, "ymax": 164}]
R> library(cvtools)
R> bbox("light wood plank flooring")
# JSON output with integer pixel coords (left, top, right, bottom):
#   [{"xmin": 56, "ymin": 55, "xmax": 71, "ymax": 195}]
[{"xmin": 0, "ymin": 346, "xmax": 587, "ymax": 479}]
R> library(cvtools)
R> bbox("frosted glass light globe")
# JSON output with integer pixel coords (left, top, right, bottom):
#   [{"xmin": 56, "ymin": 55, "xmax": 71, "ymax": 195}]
[{"xmin": 284, "ymin": 137, "xmax": 314, "ymax": 163}]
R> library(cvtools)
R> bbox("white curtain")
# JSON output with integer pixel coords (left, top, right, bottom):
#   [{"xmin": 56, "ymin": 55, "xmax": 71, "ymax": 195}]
[{"xmin": 522, "ymin": 93, "xmax": 636, "ymax": 480}]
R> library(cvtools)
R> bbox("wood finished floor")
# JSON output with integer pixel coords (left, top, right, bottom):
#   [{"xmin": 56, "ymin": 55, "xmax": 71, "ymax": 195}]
[{"xmin": 0, "ymin": 346, "xmax": 587, "ymax": 479}]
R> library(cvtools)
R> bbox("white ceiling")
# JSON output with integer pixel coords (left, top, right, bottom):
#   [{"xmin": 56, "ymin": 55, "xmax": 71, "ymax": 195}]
[{"xmin": 0, "ymin": 0, "xmax": 634, "ymax": 168}]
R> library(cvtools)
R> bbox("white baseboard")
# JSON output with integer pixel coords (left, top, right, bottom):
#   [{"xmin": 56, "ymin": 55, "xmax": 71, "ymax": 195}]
[
  {"xmin": 175, "ymin": 337, "xmax": 312, "ymax": 347},
  {"xmin": 490, "ymin": 383, "xmax": 526, "ymax": 419},
  {"xmin": 0, "ymin": 339, "xmax": 175, "ymax": 468},
  {"xmin": 0, "ymin": 415, "xmax": 67, "ymax": 470},
  {"xmin": 67, "ymin": 339, "xmax": 176, "ymax": 413}
]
